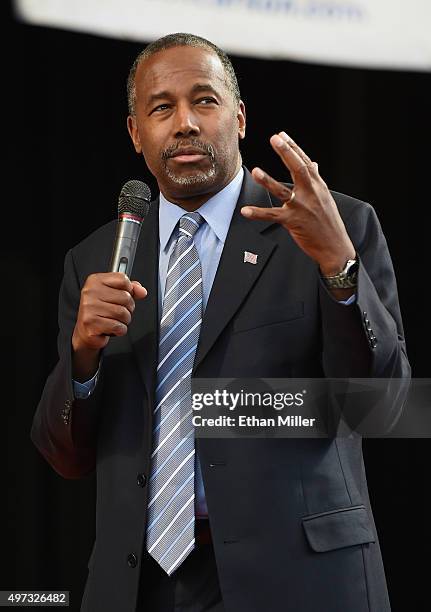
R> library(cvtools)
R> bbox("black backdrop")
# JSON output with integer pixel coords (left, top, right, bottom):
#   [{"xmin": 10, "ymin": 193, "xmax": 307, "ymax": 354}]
[{"xmin": 6, "ymin": 2, "xmax": 430, "ymax": 610}]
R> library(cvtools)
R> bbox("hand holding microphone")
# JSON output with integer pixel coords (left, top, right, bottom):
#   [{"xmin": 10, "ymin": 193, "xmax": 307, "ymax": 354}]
[{"xmin": 72, "ymin": 180, "xmax": 151, "ymax": 380}]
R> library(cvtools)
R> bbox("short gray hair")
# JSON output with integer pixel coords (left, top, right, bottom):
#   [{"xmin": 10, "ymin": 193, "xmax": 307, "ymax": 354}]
[{"xmin": 127, "ymin": 33, "xmax": 241, "ymax": 116}]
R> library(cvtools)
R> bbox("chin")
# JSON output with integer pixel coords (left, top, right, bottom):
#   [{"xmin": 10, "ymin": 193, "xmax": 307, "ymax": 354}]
[{"xmin": 165, "ymin": 166, "xmax": 218, "ymax": 189}]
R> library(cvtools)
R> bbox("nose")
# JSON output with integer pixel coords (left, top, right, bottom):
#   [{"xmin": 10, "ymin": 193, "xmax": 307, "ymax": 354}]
[{"xmin": 173, "ymin": 102, "xmax": 200, "ymax": 138}]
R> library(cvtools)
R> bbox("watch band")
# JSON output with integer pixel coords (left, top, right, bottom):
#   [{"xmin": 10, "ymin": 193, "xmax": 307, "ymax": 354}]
[{"xmin": 321, "ymin": 258, "xmax": 358, "ymax": 289}]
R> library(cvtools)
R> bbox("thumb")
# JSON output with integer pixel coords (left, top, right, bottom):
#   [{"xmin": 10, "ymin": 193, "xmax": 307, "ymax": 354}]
[{"xmin": 131, "ymin": 281, "xmax": 148, "ymax": 300}]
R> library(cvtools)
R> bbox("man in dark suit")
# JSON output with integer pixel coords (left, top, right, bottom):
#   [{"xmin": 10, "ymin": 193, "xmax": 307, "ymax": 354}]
[{"xmin": 32, "ymin": 33, "xmax": 410, "ymax": 611}]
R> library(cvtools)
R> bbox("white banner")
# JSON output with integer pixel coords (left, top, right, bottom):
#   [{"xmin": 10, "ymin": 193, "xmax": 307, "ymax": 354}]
[{"xmin": 15, "ymin": 0, "xmax": 431, "ymax": 71}]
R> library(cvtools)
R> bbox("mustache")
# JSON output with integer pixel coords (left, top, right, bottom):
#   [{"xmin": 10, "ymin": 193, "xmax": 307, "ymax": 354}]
[{"xmin": 161, "ymin": 139, "xmax": 215, "ymax": 161}]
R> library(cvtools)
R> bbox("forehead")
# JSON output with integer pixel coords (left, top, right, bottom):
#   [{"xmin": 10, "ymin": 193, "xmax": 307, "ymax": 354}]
[{"xmin": 135, "ymin": 46, "xmax": 228, "ymax": 98}]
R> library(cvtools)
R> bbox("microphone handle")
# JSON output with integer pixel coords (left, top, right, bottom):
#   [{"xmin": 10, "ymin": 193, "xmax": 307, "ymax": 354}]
[{"xmin": 110, "ymin": 215, "xmax": 142, "ymax": 277}]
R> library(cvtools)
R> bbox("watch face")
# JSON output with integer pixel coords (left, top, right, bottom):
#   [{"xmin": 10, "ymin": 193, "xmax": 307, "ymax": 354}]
[{"xmin": 346, "ymin": 260, "xmax": 359, "ymax": 277}]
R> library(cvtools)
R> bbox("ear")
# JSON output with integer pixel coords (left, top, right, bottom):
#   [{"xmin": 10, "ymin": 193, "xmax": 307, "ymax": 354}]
[
  {"xmin": 237, "ymin": 100, "xmax": 246, "ymax": 140},
  {"xmin": 127, "ymin": 115, "xmax": 142, "ymax": 154}
]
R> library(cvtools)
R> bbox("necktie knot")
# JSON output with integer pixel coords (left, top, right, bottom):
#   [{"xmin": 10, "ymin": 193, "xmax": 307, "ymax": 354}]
[{"xmin": 179, "ymin": 212, "xmax": 204, "ymax": 239}]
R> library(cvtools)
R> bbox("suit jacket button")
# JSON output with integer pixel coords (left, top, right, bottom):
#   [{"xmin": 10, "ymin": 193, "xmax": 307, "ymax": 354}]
[
  {"xmin": 137, "ymin": 474, "xmax": 147, "ymax": 487},
  {"xmin": 61, "ymin": 404, "xmax": 71, "ymax": 425},
  {"xmin": 127, "ymin": 553, "xmax": 137, "ymax": 568}
]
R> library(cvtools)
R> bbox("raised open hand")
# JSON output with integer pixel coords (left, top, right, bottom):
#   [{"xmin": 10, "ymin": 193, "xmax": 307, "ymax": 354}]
[{"xmin": 241, "ymin": 131, "xmax": 356, "ymax": 276}]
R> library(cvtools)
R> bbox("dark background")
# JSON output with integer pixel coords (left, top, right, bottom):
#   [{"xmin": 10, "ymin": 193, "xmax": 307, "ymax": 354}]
[{"xmin": 5, "ymin": 1, "xmax": 430, "ymax": 609}]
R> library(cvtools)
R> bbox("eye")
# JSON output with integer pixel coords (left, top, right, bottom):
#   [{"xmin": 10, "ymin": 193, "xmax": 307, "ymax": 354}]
[
  {"xmin": 151, "ymin": 103, "xmax": 170, "ymax": 114},
  {"xmin": 196, "ymin": 97, "xmax": 218, "ymax": 105}
]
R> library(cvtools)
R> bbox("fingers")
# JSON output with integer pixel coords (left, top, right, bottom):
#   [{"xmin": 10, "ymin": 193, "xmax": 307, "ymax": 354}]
[
  {"xmin": 98, "ymin": 272, "xmax": 134, "ymax": 292},
  {"xmin": 76, "ymin": 314, "xmax": 129, "ymax": 340},
  {"xmin": 241, "ymin": 205, "xmax": 289, "ymax": 222},
  {"xmin": 92, "ymin": 286, "xmax": 136, "ymax": 313},
  {"xmin": 77, "ymin": 298, "xmax": 131, "ymax": 341},
  {"xmin": 92, "ymin": 300, "xmax": 133, "ymax": 326},
  {"xmin": 270, "ymin": 134, "xmax": 312, "ymax": 185},
  {"xmin": 278, "ymin": 132, "xmax": 314, "ymax": 167},
  {"xmin": 92, "ymin": 316, "xmax": 129, "ymax": 337},
  {"xmin": 83, "ymin": 276, "xmax": 135, "ymax": 313},
  {"xmin": 270, "ymin": 131, "xmax": 320, "ymax": 187},
  {"xmin": 249, "ymin": 131, "xmax": 317, "ymax": 203},
  {"xmin": 74, "ymin": 272, "xmax": 148, "ymax": 350},
  {"xmin": 245, "ymin": 164, "xmax": 296, "ymax": 222},
  {"xmin": 248, "ymin": 130, "xmax": 322, "ymax": 212},
  {"xmin": 251, "ymin": 167, "xmax": 293, "ymax": 202}
]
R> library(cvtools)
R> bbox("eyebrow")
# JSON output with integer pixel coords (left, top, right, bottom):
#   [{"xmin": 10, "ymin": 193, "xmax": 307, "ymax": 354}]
[
  {"xmin": 190, "ymin": 83, "xmax": 221, "ymax": 96},
  {"xmin": 146, "ymin": 83, "xmax": 222, "ymax": 107}
]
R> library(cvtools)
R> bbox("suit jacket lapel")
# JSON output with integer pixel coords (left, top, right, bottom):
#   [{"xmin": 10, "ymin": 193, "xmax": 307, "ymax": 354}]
[
  {"xmin": 127, "ymin": 199, "xmax": 160, "ymax": 401},
  {"xmin": 193, "ymin": 168, "xmax": 278, "ymax": 371}
]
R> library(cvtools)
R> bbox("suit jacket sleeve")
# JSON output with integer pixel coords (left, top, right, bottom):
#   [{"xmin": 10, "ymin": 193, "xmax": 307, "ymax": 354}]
[
  {"xmin": 31, "ymin": 248, "xmax": 101, "ymax": 479},
  {"xmin": 318, "ymin": 198, "xmax": 410, "ymax": 431}
]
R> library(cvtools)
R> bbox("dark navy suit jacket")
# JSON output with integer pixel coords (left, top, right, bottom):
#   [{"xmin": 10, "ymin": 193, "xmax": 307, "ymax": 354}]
[{"xmin": 32, "ymin": 169, "xmax": 410, "ymax": 611}]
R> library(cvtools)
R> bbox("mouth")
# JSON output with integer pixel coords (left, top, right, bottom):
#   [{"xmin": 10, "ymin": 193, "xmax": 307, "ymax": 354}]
[{"xmin": 168, "ymin": 147, "xmax": 208, "ymax": 164}]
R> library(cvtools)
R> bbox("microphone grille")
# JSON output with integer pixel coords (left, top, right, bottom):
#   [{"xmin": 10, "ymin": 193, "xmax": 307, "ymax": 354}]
[{"xmin": 118, "ymin": 180, "xmax": 152, "ymax": 218}]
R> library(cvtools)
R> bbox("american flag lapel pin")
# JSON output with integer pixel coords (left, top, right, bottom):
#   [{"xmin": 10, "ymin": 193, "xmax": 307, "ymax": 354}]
[{"xmin": 244, "ymin": 251, "xmax": 258, "ymax": 265}]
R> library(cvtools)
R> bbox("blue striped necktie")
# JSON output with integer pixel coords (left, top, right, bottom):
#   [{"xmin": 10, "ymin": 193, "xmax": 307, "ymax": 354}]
[{"xmin": 146, "ymin": 211, "xmax": 205, "ymax": 575}]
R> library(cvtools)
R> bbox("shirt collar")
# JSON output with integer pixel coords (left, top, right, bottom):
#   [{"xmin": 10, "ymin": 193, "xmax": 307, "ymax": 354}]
[{"xmin": 159, "ymin": 167, "xmax": 244, "ymax": 253}]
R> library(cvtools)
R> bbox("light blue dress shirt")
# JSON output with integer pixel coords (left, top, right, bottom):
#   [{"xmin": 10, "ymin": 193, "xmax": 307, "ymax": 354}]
[{"xmin": 73, "ymin": 166, "xmax": 355, "ymax": 517}]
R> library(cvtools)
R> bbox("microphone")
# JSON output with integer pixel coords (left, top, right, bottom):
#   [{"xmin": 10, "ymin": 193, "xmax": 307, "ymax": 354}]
[{"xmin": 110, "ymin": 180, "xmax": 152, "ymax": 276}]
